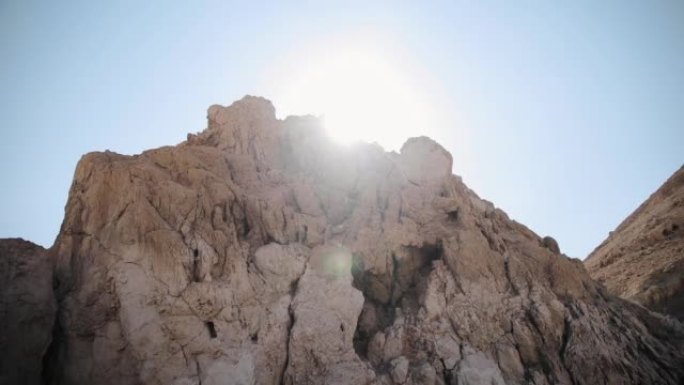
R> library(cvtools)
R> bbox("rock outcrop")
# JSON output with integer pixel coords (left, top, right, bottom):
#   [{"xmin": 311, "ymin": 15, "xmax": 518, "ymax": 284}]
[
  {"xmin": 586, "ymin": 166, "xmax": 684, "ymax": 320},
  {"xmin": 2, "ymin": 96, "xmax": 683, "ymax": 384},
  {"xmin": 0, "ymin": 238, "xmax": 56, "ymax": 385}
]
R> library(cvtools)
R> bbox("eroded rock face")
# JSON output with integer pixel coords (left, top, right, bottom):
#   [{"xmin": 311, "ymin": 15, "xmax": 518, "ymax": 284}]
[
  {"xmin": 586, "ymin": 166, "xmax": 684, "ymax": 320},
  {"xmin": 16, "ymin": 96, "xmax": 684, "ymax": 384},
  {"xmin": 0, "ymin": 238, "xmax": 56, "ymax": 385}
]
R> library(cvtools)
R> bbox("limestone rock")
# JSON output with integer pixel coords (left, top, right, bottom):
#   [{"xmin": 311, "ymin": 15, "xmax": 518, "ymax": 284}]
[
  {"xmin": 586, "ymin": 165, "xmax": 684, "ymax": 320},
  {"xmin": 398, "ymin": 136, "xmax": 452, "ymax": 187},
  {"xmin": 389, "ymin": 356, "xmax": 409, "ymax": 384},
  {"xmin": 3, "ymin": 96, "xmax": 683, "ymax": 384},
  {"xmin": 283, "ymin": 246, "xmax": 373, "ymax": 385},
  {"xmin": 0, "ymin": 238, "xmax": 56, "ymax": 385},
  {"xmin": 455, "ymin": 351, "xmax": 506, "ymax": 385}
]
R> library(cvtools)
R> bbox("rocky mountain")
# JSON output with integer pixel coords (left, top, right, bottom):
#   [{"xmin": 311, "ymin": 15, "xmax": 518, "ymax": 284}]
[
  {"xmin": 2, "ymin": 96, "xmax": 683, "ymax": 385},
  {"xmin": 0, "ymin": 239, "xmax": 56, "ymax": 385},
  {"xmin": 586, "ymin": 166, "xmax": 684, "ymax": 320}
]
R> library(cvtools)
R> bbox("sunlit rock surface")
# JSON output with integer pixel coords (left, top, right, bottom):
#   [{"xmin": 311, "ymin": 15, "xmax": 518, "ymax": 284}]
[
  {"xmin": 2, "ymin": 96, "xmax": 683, "ymax": 384},
  {"xmin": 586, "ymin": 165, "xmax": 684, "ymax": 320}
]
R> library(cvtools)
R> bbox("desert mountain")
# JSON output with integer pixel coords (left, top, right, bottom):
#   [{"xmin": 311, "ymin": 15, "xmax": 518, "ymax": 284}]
[
  {"xmin": 2, "ymin": 96, "xmax": 683, "ymax": 385},
  {"xmin": 586, "ymin": 166, "xmax": 684, "ymax": 320}
]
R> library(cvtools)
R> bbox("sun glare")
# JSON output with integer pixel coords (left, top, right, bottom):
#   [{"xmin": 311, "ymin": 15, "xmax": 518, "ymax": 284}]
[{"xmin": 264, "ymin": 33, "xmax": 444, "ymax": 151}]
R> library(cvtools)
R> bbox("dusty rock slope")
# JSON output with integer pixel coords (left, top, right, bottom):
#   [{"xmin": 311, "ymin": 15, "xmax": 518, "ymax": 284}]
[
  {"xmin": 3, "ymin": 96, "xmax": 683, "ymax": 385},
  {"xmin": 586, "ymin": 166, "xmax": 684, "ymax": 320}
]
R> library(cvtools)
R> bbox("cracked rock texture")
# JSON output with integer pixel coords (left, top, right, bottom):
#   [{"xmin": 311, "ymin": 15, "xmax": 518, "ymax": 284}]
[
  {"xmin": 586, "ymin": 165, "xmax": 684, "ymax": 320},
  {"xmin": 0, "ymin": 238, "xmax": 56, "ymax": 385},
  {"xmin": 2, "ymin": 96, "xmax": 683, "ymax": 384}
]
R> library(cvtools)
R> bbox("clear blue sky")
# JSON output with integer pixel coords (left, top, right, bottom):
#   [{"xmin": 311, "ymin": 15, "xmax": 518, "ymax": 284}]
[{"xmin": 1, "ymin": 0, "xmax": 682, "ymax": 258}]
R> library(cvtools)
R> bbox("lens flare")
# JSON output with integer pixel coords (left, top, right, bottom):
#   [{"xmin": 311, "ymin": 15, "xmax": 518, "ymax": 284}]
[{"xmin": 262, "ymin": 31, "xmax": 445, "ymax": 151}]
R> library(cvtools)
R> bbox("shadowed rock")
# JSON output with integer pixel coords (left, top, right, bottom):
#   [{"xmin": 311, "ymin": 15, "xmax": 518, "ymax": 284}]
[
  {"xmin": 542, "ymin": 236, "xmax": 560, "ymax": 254},
  {"xmin": 0, "ymin": 238, "xmax": 56, "ymax": 385}
]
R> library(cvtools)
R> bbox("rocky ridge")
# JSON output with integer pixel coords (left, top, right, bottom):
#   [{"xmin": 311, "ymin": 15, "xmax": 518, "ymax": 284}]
[
  {"xmin": 2, "ymin": 96, "xmax": 683, "ymax": 385},
  {"xmin": 586, "ymin": 165, "xmax": 684, "ymax": 320}
]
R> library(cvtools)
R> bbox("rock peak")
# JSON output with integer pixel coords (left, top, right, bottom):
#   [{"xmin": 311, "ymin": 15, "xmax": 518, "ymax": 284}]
[
  {"xmin": 206, "ymin": 95, "xmax": 277, "ymax": 132},
  {"xmin": 207, "ymin": 95, "xmax": 276, "ymax": 125},
  {"xmin": 399, "ymin": 136, "xmax": 453, "ymax": 186},
  {"xmin": 2, "ymin": 97, "xmax": 683, "ymax": 385}
]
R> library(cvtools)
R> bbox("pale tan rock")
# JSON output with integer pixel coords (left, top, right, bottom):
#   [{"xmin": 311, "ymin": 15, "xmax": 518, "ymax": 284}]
[
  {"xmin": 455, "ymin": 351, "xmax": 506, "ymax": 385},
  {"xmin": 586, "ymin": 165, "xmax": 684, "ymax": 320},
  {"xmin": 253, "ymin": 242, "xmax": 308, "ymax": 293},
  {"xmin": 389, "ymin": 356, "xmax": 409, "ymax": 384},
  {"xmin": 398, "ymin": 136, "xmax": 452, "ymax": 187},
  {"xmin": 283, "ymin": 246, "xmax": 373, "ymax": 385},
  {"xmin": 3, "ymin": 96, "xmax": 679, "ymax": 385}
]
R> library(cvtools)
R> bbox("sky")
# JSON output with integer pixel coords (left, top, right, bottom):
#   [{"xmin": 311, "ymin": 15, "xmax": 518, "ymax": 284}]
[{"xmin": 1, "ymin": 0, "xmax": 682, "ymax": 259}]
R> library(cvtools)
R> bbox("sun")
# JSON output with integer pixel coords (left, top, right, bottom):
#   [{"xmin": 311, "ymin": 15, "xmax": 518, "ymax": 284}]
[{"xmin": 263, "ymin": 32, "xmax": 443, "ymax": 151}]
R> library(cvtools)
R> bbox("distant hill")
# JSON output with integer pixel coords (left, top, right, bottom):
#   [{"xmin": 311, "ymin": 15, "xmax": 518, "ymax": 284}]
[{"xmin": 586, "ymin": 165, "xmax": 684, "ymax": 320}]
